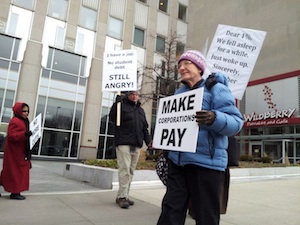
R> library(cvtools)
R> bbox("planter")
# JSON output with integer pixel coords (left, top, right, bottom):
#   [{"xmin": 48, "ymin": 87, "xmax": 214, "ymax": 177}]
[
  {"xmin": 63, "ymin": 163, "xmax": 162, "ymax": 189},
  {"xmin": 63, "ymin": 163, "xmax": 300, "ymax": 190}
]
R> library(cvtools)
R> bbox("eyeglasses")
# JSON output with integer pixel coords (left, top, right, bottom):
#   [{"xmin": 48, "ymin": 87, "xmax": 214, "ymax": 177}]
[
  {"xmin": 22, "ymin": 110, "xmax": 29, "ymax": 113},
  {"xmin": 178, "ymin": 60, "xmax": 193, "ymax": 69}
]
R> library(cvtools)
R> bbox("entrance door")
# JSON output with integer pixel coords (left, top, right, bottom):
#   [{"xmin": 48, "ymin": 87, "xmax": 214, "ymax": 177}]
[
  {"xmin": 286, "ymin": 140, "xmax": 296, "ymax": 164},
  {"xmin": 263, "ymin": 140, "xmax": 280, "ymax": 161},
  {"xmin": 263, "ymin": 139, "xmax": 294, "ymax": 163},
  {"xmin": 250, "ymin": 142, "xmax": 262, "ymax": 158}
]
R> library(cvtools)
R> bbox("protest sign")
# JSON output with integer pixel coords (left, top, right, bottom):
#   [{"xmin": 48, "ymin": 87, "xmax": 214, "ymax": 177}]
[
  {"xmin": 206, "ymin": 24, "xmax": 266, "ymax": 100},
  {"xmin": 102, "ymin": 49, "xmax": 137, "ymax": 92},
  {"xmin": 152, "ymin": 88, "xmax": 203, "ymax": 152},
  {"xmin": 30, "ymin": 113, "xmax": 41, "ymax": 149}
]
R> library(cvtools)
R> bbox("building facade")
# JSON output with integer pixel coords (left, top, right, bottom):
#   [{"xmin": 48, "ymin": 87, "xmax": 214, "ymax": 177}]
[
  {"xmin": 187, "ymin": 0, "xmax": 300, "ymax": 163},
  {"xmin": 0, "ymin": 0, "xmax": 189, "ymax": 160}
]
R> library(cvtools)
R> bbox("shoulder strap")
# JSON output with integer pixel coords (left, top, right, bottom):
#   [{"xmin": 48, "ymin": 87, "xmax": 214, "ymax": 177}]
[{"xmin": 205, "ymin": 73, "xmax": 217, "ymax": 90}]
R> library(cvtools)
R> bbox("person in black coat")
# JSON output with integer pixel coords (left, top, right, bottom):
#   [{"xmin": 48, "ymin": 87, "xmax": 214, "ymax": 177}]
[{"xmin": 109, "ymin": 91, "xmax": 152, "ymax": 209}]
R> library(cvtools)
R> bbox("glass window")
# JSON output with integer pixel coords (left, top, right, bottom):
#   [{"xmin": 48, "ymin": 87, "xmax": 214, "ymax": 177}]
[
  {"xmin": 100, "ymin": 107, "xmax": 109, "ymax": 134},
  {"xmin": 55, "ymin": 26, "xmax": 65, "ymax": 48},
  {"xmin": 138, "ymin": 0, "xmax": 147, "ymax": 3},
  {"xmin": 107, "ymin": 17, "xmax": 123, "ymax": 39},
  {"xmin": 0, "ymin": 35, "xmax": 20, "ymax": 60},
  {"xmin": 133, "ymin": 27, "xmax": 145, "ymax": 47},
  {"xmin": 296, "ymin": 125, "xmax": 300, "ymax": 134},
  {"xmin": 1, "ymin": 91, "xmax": 14, "ymax": 123},
  {"xmin": 79, "ymin": 6, "xmax": 97, "ymax": 30},
  {"xmin": 7, "ymin": 6, "xmax": 32, "ymax": 62},
  {"xmin": 156, "ymin": 36, "xmax": 165, "ymax": 53},
  {"xmin": 48, "ymin": 0, "xmax": 68, "ymax": 20},
  {"xmin": 43, "ymin": 99, "xmax": 74, "ymax": 130},
  {"xmin": 97, "ymin": 136, "xmax": 116, "ymax": 159},
  {"xmin": 40, "ymin": 130, "xmax": 71, "ymax": 156},
  {"xmin": 74, "ymin": 28, "xmax": 94, "ymax": 76},
  {"xmin": 47, "ymin": 48, "xmax": 81, "ymax": 75},
  {"xmin": 70, "ymin": 133, "xmax": 80, "ymax": 157},
  {"xmin": 0, "ymin": 35, "xmax": 14, "ymax": 59},
  {"xmin": 0, "ymin": 35, "xmax": 20, "ymax": 125},
  {"xmin": 74, "ymin": 103, "xmax": 83, "ymax": 131},
  {"xmin": 176, "ymin": 42, "xmax": 185, "ymax": 58},
  {"xmin": 35, "ymin": 48, "xmax": 87, "ymax": 158},
  {"xmin": 159, "ymin": 0, "xmax": 168, "ymax": 13},
  {"xmin": 98, "ymin": 91, "xmax": 116, "ymax": 159},
  {"xmin": 7, "ymin": 13, "xmax": 18, "ymax": 35},
  {"xmin": 12, "ymin": 0, "xmax": 35, "ymax": 10},
  {"xmin": 178, "ymin": 4, "xmax": 187, "ymax": 21},
  {"xmin": 51, "ymin": 71, "xmax": 78, "ymax": 85},
  {"xmin": 265, "ymin": 127, "xmax": 284, "ymax": 135},
  {"xmin": 250, "ymin": 128, "xmax": 263, "ymax": 135},
  {"xmin": 151, "ymin": 95, "xmax": 158, "ymax": 137}
]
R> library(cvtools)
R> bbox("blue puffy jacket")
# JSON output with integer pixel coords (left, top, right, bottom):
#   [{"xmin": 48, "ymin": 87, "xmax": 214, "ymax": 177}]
[{"xmin": 168, "ymin": 73, "xmax": 244, "ymax": 171}]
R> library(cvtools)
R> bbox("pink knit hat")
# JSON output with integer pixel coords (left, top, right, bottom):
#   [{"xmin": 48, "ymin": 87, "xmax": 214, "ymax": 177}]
[{"xmin": 178, "ymin": 50, "xmax": 206, "ymax": 72}]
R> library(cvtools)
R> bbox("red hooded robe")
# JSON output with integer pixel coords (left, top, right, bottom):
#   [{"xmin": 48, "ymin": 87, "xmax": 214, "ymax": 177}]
[{"xmin": 0, "ymin": 102, "xmax": 31, "ymax": 193}]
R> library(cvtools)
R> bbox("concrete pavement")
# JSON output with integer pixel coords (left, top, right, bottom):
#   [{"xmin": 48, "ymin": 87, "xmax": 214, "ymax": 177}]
[{"xmin": 0, "ymin": 159, "xmax": 300, "ymax": 225}]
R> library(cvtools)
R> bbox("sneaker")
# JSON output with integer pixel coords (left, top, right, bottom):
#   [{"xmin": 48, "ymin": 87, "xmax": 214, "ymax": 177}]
[
  {"xmin": 117, "ymin": 197, "xmax": 129, "ymax": 209},
  {"xmin": 10, "ymin": 193, "xmax": 26, "ymax": 200}
]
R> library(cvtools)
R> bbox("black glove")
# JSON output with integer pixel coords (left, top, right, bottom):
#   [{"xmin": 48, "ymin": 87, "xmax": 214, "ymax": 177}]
[
  {"xmin": 115, "ymin": 95, "xmax": 122, "ymax": 103},
  {"xmin": 25, "ymin": 131, "xmax": 32, "ymax": 137},
  {"xmin": 195, "ymin": 110, "xmax": 216, "ymax": 126}
]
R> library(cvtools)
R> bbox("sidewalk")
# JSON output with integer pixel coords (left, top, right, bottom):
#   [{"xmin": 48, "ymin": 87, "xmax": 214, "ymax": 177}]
[{"xmin": 0, "ymin": 159, "xmax": 300, "ymax": 225}]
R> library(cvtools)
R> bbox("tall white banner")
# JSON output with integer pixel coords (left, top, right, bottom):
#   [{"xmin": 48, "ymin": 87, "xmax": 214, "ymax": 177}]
[{"xmin": 206, "ymin": 24, "xmax": 267, "ymax": 100}]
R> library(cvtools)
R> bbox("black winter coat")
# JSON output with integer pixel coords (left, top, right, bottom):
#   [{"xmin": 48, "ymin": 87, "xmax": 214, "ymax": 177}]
[{"xmin": 109, "ymin": 97, "xmax": 151, "ymax": 148}]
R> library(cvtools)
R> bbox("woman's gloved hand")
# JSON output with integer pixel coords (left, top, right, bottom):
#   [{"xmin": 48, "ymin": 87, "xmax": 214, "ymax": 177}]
[
  {"xmin": 195, "ymin": 110, "xmax": 215, "ymax": 126},
  {"xmin": 25, "ymin": 131, "xmax": 33, "ymax": 137}
]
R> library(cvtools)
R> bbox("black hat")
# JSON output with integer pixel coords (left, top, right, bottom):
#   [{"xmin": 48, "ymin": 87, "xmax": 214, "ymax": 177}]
[{"xmin": 126, "ymin": 91, "xmax": 139, "ymax": 96}]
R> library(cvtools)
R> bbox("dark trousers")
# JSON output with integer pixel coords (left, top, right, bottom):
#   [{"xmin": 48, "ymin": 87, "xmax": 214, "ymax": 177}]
[
  {"xmin": 157, "ymin": 160, "xmax": 223, "ymax": 225},
  {"xmin": 189, "ymin": 167, "xmax": 230, "ymax": 219}
]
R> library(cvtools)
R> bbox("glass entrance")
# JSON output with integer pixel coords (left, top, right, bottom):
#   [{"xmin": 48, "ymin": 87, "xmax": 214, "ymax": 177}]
[
  {"xmin": 263, "ymin": 140, "xmax": 280, "ymax": 160},
  {"xmin": 250, "ymin": 142, "xmax": 262, "ymax": 158},
  {"xmin": 263, "ymin": 139, "xmax": 294, "ymax": 163},
  {"xmin": 288, "ymin": 140, "xmax": 299, "ymax": 164}
]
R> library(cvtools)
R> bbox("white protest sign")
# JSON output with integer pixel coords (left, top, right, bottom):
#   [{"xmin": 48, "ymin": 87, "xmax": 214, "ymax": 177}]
[
  {"xmin": 206, "ymin": 24, "xmax": 266, "ymax": 100},
  {"xmin": 29, "ymin": 113, "xmax": 41, "ymax": 149},
  {"xmin": 153, "ymin": 88, "xmax": 204, "ymax": 152},
  {"xmin": 102, "ymin": 49, "xmax": 137, "ymax": 92}
]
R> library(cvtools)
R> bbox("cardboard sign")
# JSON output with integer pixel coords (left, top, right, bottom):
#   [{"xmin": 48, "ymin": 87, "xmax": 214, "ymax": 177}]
[
  {"xmin": 206, "ymin": 24, "xmax": 266, "ymax": 100},
  {"xmin": 153, "ymin": 88, "xmax": 203, "ymax": 152},
  {"xmin": 102, "ymin": 49, "xmax": 137, "ymax": 92},
  {"xmin": 30, "ymin": 113, "xmax": 41, "ymax": 149}
]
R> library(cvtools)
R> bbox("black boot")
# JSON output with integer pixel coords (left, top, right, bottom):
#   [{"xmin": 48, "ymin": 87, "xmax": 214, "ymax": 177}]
[{"xmin": 10, "ymin": 193, "xmax": 26, "ymax": 200}]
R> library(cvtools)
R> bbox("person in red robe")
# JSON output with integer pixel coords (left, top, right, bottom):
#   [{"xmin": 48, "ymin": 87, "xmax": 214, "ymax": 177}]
[{"xmin": 0, "ymin": 102, "xmax": 32, "ymax": 200}]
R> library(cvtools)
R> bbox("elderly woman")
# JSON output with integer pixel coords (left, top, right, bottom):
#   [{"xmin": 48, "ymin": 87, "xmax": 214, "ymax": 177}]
[{"xmin": 157, "ymin": 50, "xmax": 244, "ymax": 225}]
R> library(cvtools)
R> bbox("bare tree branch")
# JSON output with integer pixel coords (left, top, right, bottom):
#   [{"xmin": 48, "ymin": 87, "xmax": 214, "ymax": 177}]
[{"xmin": 138, "ymin": 31, "xmax": 186, "ymax": 104}]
